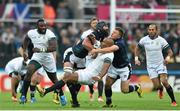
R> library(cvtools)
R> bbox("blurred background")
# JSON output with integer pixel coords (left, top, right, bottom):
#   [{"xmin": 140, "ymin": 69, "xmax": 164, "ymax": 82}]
[{"xmin": 0, "ymin": 0, "xmax": 180, "ymax": 92}]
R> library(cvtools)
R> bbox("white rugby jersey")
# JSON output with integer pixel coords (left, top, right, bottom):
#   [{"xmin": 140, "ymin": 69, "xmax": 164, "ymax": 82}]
[
  {"xmin": 27, "ymin": 29, "xmax": 56, "ymax": 50},
  {"xmin": 27, "ymin": 29, "xmax": 56, "ymax": 60},
  {"xmin": 138, "ymin": 35, "xmax": 169, "ymax": 65},
  {"xmin": 86, "ymin": 53, "xmax": 114, "ymax": 76},
  {"xmin": 5, "ymin": 57, "xmax": 27, "ymax": 76},
  {"xmin": 80, "ymin": 29, "xmax": 93, "ymax": 40}
]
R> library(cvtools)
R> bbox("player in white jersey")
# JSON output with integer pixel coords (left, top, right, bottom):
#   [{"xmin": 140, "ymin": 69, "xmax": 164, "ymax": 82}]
[
  {"xmin": 20, "ymin": 19, "xmax": 66, "ymax": 105},
  {"xmin": 135, "ymin": 24, "xmax": 177, "ymax": 106},
  {"xmin": 5, "ymin": 57, "xmax": 43, "ymax": 102},
  {"xmin": 80, "ymin": 17, "xmax": 104, "ymax": 102},
  {"xmin": 37, "ymin": 38, "xmax": 114, "ymax": 107}
]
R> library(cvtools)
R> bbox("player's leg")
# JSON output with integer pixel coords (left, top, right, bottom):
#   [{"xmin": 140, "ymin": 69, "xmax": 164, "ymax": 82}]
[
  {"xmin": 46, "ymin": 71, "xmax": 67, "ymax": 106},
  {"xmin": 30, "ymin": 72, "xmax": 42, "ymax": 103},
  {"xmin": 148, "ymin": 66, "xmax": 163, "ymax": 99},
  {"xmin": 97, "ymin": 80, "xmax": 104, "ymax": 102},
  {"xmin": 151, "ymin": 77, "xmax": 163, "ymax": 99},
  {"xmin": 88, "ymin": 84, "xmax": 94, "ymax": 101},
  {"xmin": 103, "ymin": 76, "xmax": 116, "ymax": 107},
  {"xmin": 10, "ymin": 72, "xmax": 20, "ymax": 102},
  {"xmin": 20, "ymin": 60, "xmax": 41, "ymax": 104},
  {"xmin": 160, "ymin": 73, "xmax": 177, "ymax": 106},
  {"xmin": 41, "ymin": 72, "xmax": 79, "ymax": 95}
]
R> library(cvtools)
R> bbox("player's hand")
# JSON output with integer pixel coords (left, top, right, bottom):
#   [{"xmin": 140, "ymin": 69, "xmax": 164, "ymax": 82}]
[
  {"xmin": 23, "ymin": 52, "xmax": 28, "ymax": 61},
  {"xmin": 164, "ymin": 56, "xmax": 170, "ymax": 65},
  {"xmin": 92, "ymin": 76, "xmax": 101, "ymax": 81},
  {"xmin": 33, "ymin": 48, "xmax": 41, "ymax": 53},
  {"xmin": 91, "ymin": 52, "xmax": 98, "ymax": 59},
  {"xmin": 90, "ymin": 49, "xmax": 97, "ymax": 56},
  {"xmin": 135, "ymin": 60, "xmax": 141, "ymax": 66}
]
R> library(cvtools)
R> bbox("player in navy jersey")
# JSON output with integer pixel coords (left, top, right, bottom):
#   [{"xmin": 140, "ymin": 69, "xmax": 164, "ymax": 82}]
[{"xmin": 90, "ymin": 27, "xmax": 142, "ymax": 107}]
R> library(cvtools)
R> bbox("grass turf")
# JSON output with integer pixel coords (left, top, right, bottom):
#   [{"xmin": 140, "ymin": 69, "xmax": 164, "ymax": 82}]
[{"xmin": 0, "ymin": 91, "xmax": 179, "ymax": 110}]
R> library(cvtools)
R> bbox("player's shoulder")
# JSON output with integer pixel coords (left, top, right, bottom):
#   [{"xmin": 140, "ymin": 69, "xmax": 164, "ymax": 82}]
[
  {"xmin": 140, "ymin": 35, "xmax": 149, "ymax": 40},
  {"xmin": 46, "ymin": 29, "xmax": 54, "ymax": 33},
  {"xmin": 8, "ymin": 57, "xmax": 23, "ymax": 64},
  {"xmin": 27, "ymin": 29, "xmax": 37, "ymax": 35},
  {"xmin": 46, "ymin": 29, "xmax": 56, "ymax": 37},
  {"xmin": 103, "ymin": 52, "xmax": 114, "ymax": 58},
  {"xmin": 157, "ymin": 36, "xmax": 166, "ymax": 40},
  {"xmin": 81, "ymin": 29, "xmax": 93, "ymax": 39}
]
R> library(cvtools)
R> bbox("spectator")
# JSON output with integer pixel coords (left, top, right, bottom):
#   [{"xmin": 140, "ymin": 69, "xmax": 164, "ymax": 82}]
[{"xmin": 44, "ymin": 0, "xmax": 56, "ymax": 26}]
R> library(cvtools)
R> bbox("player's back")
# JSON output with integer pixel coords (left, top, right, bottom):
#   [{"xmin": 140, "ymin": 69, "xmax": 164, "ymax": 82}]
[
  {"xmin": 5, "ymin": 57, "xmax": 27, "ymax": 75},
  {"xmin": 86, "ymin": 53, "xmax": 114, "ymax": 76}
]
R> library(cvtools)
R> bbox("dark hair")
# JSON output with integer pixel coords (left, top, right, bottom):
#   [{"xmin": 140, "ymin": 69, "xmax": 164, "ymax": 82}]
[
  {"xmin": 148, "ymin": 24, "xmax": 158, "ymax": 30},
  {"xmin": 115, "ymin": 27, "xmax": 124, "ymax": 36},
  {"xmin": 90, "ymin": 17, "xmax": 98, "ymax": 24},
  {"xmin": 37, "ymin": 18, "xmax": 46, "ymax": 25}
]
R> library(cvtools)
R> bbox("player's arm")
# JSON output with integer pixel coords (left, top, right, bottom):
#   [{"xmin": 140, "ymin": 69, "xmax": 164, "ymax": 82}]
[
  {"xmin": 22, "ymin": 35, "xmax": 31, "ymax": 60},
  {"xmin": 92, "ymin": 57, "xmax": 112, "ymax": 81},
  {"xmin": 18, "ymin": 47, "xmax": 24, "ymax": 57},
  {"xmin": 47, "ymin": 38, "xmax": 57, "ymax": 52},
  {"xmin": 162, "ymin": 39, "xmax": 173, "ymax": 64},
  {"xmin": 91, "ymin": 45, "xmax": 119, "ymax": 54},
  {"xmin": 134, "ymin": 43, "xmax": 143, "ymax": 65},
  {"xmin": 163, "ymin": 45, "xmax": 173, "ymax": 64},
  {"xmin": 82, "ymin": 34, "xmax": 96, "ymax": 51}
]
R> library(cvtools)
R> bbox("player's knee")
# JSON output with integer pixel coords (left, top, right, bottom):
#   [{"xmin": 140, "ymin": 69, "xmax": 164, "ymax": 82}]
[
  {"xmin": 121, "ymin": 88, "xmax": 129, "ymax": 94},
  {"xmin": 105, "ymin": 84, "xmax": 111, "ymax": 89},
  {"xmin": 161, "ymin": 80, "xmax": 169, "ymax": 88}
]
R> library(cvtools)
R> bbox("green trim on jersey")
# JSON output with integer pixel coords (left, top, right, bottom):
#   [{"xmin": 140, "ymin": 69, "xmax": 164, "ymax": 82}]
[
  {"xmin": 104, "ymin": 57, "xmax": 112, "ymax": 64},
  {"xmin": 29, "ymin": 60, "xmax": 42, "ymax": 70}
]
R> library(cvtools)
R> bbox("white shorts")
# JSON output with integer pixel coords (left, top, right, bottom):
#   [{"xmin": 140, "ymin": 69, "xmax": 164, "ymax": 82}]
[
  {"xmin": 107, "ymin": 64, "xmax": 131, "ymax": 81},
  {"xmin": 31, "ymin": 53, "xmax": 56, "ymax": 73},
  {"xmin": 147, "ymin": 63, "xmax": 167, "ymax": 79},
  {"xmin": 63, "ymin": 47, "xmax": 86, "ymax": 69},
  {"xmin": 76, "ymin": 69, "xmax": 96, "ymax": 85}
]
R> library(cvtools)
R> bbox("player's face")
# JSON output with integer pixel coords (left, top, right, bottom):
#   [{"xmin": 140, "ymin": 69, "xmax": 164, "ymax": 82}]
[
  {"xmin": 110, "ymin": 30, "xmax": 120, "ymax": 39},
  {"xmin": 100, "ymin": 40, "xmax": 108, "ymax": 48},
  {"xmin": 101, "ymin": 38, "xmax": 113, "ymax": 48},
  {"xmin": 90, "ymin": 20, "xmax": 98, "ymax": 30},
  {"xmin": 148, "ymin": 25, "xmax": 157, "ymax": 38},
  {"xmin": 37, "ymin": 21, "xmax": 47, "ymax": 34}
]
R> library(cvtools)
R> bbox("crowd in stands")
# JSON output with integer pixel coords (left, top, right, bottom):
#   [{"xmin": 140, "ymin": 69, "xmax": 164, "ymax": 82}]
[
  {"xmin": 0, "ymin": 22, "xmax": 180, "ymax": 68},
  {"xmin": 0, "ymin": 0, "xmax": 179, "ymax": 68}
]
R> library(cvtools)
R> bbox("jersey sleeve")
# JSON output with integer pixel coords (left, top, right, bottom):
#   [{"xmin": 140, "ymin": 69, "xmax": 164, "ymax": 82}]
[
  {"xmin": 47, "ymin": 29, "xmax": 56, "ymax": 40},
  {"xmin": 138, "ymin": 38, "xmax": 145, "ymax": 48},
  {"xmin": 103, "ymin": 53, "xmax": 114, "ymax": 63},
  {"xmin": 27, "ymin": 30, "xmax": 33, "ymax": 39},
  {"xmin": 161, "ymin": 38, "xmax": 169, "ymax": 50},
  {"xmin": 81, "ymin": 32, "xmax": 87, "ymax": 40}
]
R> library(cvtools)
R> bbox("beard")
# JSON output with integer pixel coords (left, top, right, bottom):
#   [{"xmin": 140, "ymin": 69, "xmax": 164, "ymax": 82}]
[{"xmin": 37, "ymin": 28, "xmax": 46, "ymax": 34}]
